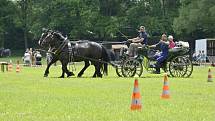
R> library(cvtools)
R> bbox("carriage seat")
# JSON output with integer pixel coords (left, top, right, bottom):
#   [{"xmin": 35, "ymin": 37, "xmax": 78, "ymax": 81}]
[{"xmin": 169, "ymin": 47, "xmax": 183, "ymax": 53}]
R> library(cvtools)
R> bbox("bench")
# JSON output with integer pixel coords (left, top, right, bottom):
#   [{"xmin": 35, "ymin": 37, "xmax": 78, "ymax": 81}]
[{"xmin": 0, "ymin": 62, "xmax": 8, "ymax": 72}]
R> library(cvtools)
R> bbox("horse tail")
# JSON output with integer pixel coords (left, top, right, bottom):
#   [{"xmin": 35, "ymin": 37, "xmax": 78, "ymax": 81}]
[{"xmin": 101, "ymin": 46, "xmax": 110, "ymax": 76}]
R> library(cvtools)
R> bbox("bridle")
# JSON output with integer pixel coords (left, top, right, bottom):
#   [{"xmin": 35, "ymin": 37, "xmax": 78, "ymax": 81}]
[
  {"xmin": 39, "ymin": 32, "xmax": 53, "ymax": 46},
  {"xmin": 43, "ymin": 32, "xmax": 70, "ymax": 56}
]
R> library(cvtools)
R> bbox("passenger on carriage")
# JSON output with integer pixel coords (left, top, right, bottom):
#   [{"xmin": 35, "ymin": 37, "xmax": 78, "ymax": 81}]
[
  {"xmin": 149, "ymin": 34, "xmax": 169, "ymax": 74},
  {"xmin": 127, "ymin": 26, "xmax": 148, "ymax": 57},
  {"xmin": 168, "ymin": 35, "xmax": 175, "ymax": 49}
]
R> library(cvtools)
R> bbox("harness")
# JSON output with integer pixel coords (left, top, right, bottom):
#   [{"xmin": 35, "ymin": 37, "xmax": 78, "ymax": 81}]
[
  {"xmin": 48, "ymin": 37, "xmax": 76, "ymax": 71},
  {"xmin": 53, "ymin": 38, "xmax": 70, "ymax": 55}
]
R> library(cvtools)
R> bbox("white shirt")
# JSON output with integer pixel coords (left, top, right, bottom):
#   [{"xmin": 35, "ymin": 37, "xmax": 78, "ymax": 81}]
[{"xmin": 24, "ymin": 52, "xmax": 31, "ymax": 61}]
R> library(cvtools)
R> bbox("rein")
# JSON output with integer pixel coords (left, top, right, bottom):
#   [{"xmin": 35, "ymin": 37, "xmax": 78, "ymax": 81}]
[{"xmin": 53, "ymin": 38, "xmax": 69, "ymax": 55}]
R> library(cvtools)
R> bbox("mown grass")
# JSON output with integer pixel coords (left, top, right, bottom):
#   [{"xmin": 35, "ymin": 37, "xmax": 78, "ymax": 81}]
[{"xmin": 0, "ymin": 57, "xmax": 215, "ymax": 121}]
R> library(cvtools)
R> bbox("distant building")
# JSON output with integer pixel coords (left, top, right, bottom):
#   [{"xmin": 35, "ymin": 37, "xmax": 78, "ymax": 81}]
[{"xmin": 195, "ymin": 38, "xmax": 215, "ymax": 63}]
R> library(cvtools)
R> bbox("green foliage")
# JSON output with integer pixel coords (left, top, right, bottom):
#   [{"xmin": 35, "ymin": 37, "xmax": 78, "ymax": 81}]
[
  {"xmin": 1, "ymin": 0, "xmax": 212, "ymax": 51},
  {"xmin": 173, "ymin": 0, "xmax": 215, "ymax": 38},
  {"xmin": 0, "ymin": 1, "xmax": 19, "ymax": 48}
]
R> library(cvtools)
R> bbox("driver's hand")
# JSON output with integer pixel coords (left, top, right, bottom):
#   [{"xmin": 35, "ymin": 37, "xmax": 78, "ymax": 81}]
[
  {"xmin": 159, "ymin": 40, "xmax": 163, "ymax": 43},
  {"xmin": 127, "ymin": 39, "xmax": 132, "ymax": 42}
]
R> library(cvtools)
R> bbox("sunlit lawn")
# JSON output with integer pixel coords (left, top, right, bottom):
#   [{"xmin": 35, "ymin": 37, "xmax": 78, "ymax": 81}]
[{"xmin": 0, "ymin": 57, "xmax": 214, "ymax": 121}]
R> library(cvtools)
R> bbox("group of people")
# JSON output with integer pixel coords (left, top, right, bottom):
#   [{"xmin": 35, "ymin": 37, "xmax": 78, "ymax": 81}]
[
  {"xmin": 23, "ymin": 48, "xmax": 42, "ymax": 66},
  {"xmin": 192, "ymin": 50, "xmax": 207, "ymax": 65},
  {"xmin": 126, "ymin": 26, "xmax": 176, "ymax": 74}
]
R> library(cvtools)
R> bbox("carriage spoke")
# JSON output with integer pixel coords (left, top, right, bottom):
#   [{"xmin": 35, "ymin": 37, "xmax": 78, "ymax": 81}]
[
  {"xmin": 122, "ymin": 59, "xmax": 143, "ymax": 77},
  {"xmin": 169, "ymin": 56, "xmax": 189, "ymax": 77}
]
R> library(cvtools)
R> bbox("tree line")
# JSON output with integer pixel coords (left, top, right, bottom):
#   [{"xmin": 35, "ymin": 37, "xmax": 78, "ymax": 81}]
[{"xmin": 0, "ymin": 0, "xmax": 214, "ymax": 50}]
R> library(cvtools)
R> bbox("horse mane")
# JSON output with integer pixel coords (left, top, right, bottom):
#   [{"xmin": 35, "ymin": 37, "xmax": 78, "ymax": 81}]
[{"xmin": 53, "ymin": 31, "xmax": 66, "ymax": 41}]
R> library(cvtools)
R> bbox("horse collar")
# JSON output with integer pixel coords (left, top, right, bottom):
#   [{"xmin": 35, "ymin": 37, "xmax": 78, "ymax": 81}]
[{"xmin": 53, "ymin": 38, "xmax": 69, "ymax": 55}]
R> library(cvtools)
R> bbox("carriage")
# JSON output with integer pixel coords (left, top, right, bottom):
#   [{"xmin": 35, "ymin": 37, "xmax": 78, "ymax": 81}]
[
  {"xmin": 114, "ymin": 41, "xmax": 193, "ymax": 78},
  {"xmin": 38, "ymin": 30, "xmax": 193, "ymax": 78}
]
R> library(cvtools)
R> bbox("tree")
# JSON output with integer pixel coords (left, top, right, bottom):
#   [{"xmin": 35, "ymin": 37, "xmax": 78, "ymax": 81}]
[
  {"xmin": 173, "ymin": 0, "xmax": 215, "ymax": 39},
  {"xmin": 0, "ymin": 0, "xmax": 183, "ymax": 51},
  {"xmin": 0, "ymin": 0, "xmax": 19, "ymax": 48}
]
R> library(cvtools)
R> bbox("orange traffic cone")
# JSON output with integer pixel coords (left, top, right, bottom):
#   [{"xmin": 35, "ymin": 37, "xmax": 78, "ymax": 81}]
[
  {"xmin": 208, "ymin": 67, "xmax": 212, "ymax": 82},
  {"xmin": 161, "ymin": 73, "xmax": 170, "ymax": 99},
  {"xmin": 16, "ymin": 60, "xmax": 20, "ymax": 73},
  {"xmin": 130, "ymin": 78, "xmax": 142, "ymax": 110},
  {"xmin": 8, "ymin": 63, "xmax": 13, "ymax": 72}
]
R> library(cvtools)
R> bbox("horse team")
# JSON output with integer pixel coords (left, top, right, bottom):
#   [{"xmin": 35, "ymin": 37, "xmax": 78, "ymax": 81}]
[{"xmin": 38, "ymin": 30, "xmax": 111, "ymax": 78}]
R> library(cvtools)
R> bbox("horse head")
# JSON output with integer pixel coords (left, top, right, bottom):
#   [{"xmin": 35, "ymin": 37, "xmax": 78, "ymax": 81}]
[
  {"xmin": 38, "ymin": 30, "xmax": 67, "ymax": 50},
  {"xmin": 38, "ymin": 29, "xmax": 53, "ymax": 47}
]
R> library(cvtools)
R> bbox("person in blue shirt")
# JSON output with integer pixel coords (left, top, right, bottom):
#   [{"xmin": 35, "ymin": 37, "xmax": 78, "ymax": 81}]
[
  {"xmin": 127, "ymin": 26, "xmax": 148, "ymax": 57},
  {"xmin": 149, "ymin": 34, "xmax": 169, "ymax": 74}
]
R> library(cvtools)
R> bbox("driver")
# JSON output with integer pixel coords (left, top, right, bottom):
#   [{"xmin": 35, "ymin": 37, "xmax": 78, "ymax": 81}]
[
  {"xmin": 127, "ymin": 26, "xmax": 148, "ymax": 57},
  {"xmin": 149, "ymin": 34, "xmax": 169, "ymax": 74}
]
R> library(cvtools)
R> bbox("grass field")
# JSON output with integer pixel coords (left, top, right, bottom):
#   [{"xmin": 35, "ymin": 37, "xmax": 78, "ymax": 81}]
[{"xmin": 0, "ymin": 57, "xmax": 215, "ymax": 121}]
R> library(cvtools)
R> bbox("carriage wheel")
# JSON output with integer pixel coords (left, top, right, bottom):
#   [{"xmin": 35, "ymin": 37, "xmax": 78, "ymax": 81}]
[
  {"xmin": 169, "ymin": 56, "xmax": 187, "ymax": 77},
  {"xmin": 183, "ymin": 57, "xmax": 193, "ymax": 78},
  {"xmin": 122, "ymin": 59, "xmax": 143, "ymax": 77},
  {"xmin": 116, "ymin": 66, "xmax": 123, "ymax": 77}
]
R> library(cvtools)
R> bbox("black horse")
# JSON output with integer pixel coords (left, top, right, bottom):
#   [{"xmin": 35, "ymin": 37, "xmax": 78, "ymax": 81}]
[
  {"xmin": 38, "ymin": 30, "xmax": 110, "ymax": 78},
  {"xmin": 0, "ymin": 48, "xmax": 11, "ymax": 57}
]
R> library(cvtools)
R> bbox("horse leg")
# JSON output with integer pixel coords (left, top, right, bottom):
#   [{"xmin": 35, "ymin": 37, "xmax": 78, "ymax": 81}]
[
  {"xmin": 44, "ymin": 59, "xmax": 57, "ymax": 77},
  {"xmin": 59, "ymin": 60, "xmax": 69, "ymax": 78},
  {"xmin": 66, "ymin": 68, "xmax": 75, "ymax": 77},
  {"xmin": 96, "ymin": 63, "xmax": 102, "ymax": 78},
  {"xmin": 93, "ymin": 62, "xmax": 102, "ymax": 78},
  {"xmin": 65, "ymin": 63, "xmax": 75, "ymax": 77},
  {"xmin": 92, "ymin": 65, "xmax": 97, "ymax": 78},
  {"xmin": 59, "ymin": 66, "xmax": 68, "ymax": 78},
  {"xmin": 78, "ymin": 61, "xmax": 90, "ymax": 77}
]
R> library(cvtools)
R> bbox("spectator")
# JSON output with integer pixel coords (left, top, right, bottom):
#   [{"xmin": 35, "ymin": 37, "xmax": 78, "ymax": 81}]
[
  {"xmin": 197, "ymin": 50, "xmax": 202, "ymax": 64},
  {"xmin": 201, "ymin": 50, "xmax": 206, "ymax": 65},
  {"xmin": 192, "ymin": 52, "xmax": 197, "ymax": 61},
  {"xmin": 23, "ymin": 50, "xmax": 31, "ymax": 66},
  {"xmin": 29, "ymin": 48, "xmax": 33, "ymax": 65},
  {"xmin": 34, "ymin": 51, "xmax": 42, "ymax": 65}
]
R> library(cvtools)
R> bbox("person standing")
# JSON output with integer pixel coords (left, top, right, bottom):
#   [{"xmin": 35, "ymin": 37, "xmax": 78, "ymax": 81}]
[
  {"xmin": 197, "ymin": 50, "xmax": 202, "ymax": 65},
  {"xmin": 29, "ymin": 48, "xmax": 34, "ymax": 65},
  {"xmin": 23, "ymin": 50, "xmax": 31, "ymax": 66},
  {"xmin": 201, "ymin": 50, "xmax": 206, "ymax": 65}
]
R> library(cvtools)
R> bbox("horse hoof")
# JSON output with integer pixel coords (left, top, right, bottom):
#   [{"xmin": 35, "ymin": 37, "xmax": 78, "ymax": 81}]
[
  {"xmin": 67, "ymin": 72, "xmax": 75, "ymax": 77},
  {"xmin": 77, "ymin": 73, "xmax": 83, "ymax": 77},
  {"xmin": 98, "ymin": 75, "xmax": 103, "ymax": 78},
  {"xmin": 44, "ymin": 75, "xmax": 48, "ymax": 77},
  {"xmin": 77, "ymin": 75, "xmax": 82, "ymax": 78},
  {"xmin": 59, "ymin": 76, "xmax": 64, "ymax": 78}
]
